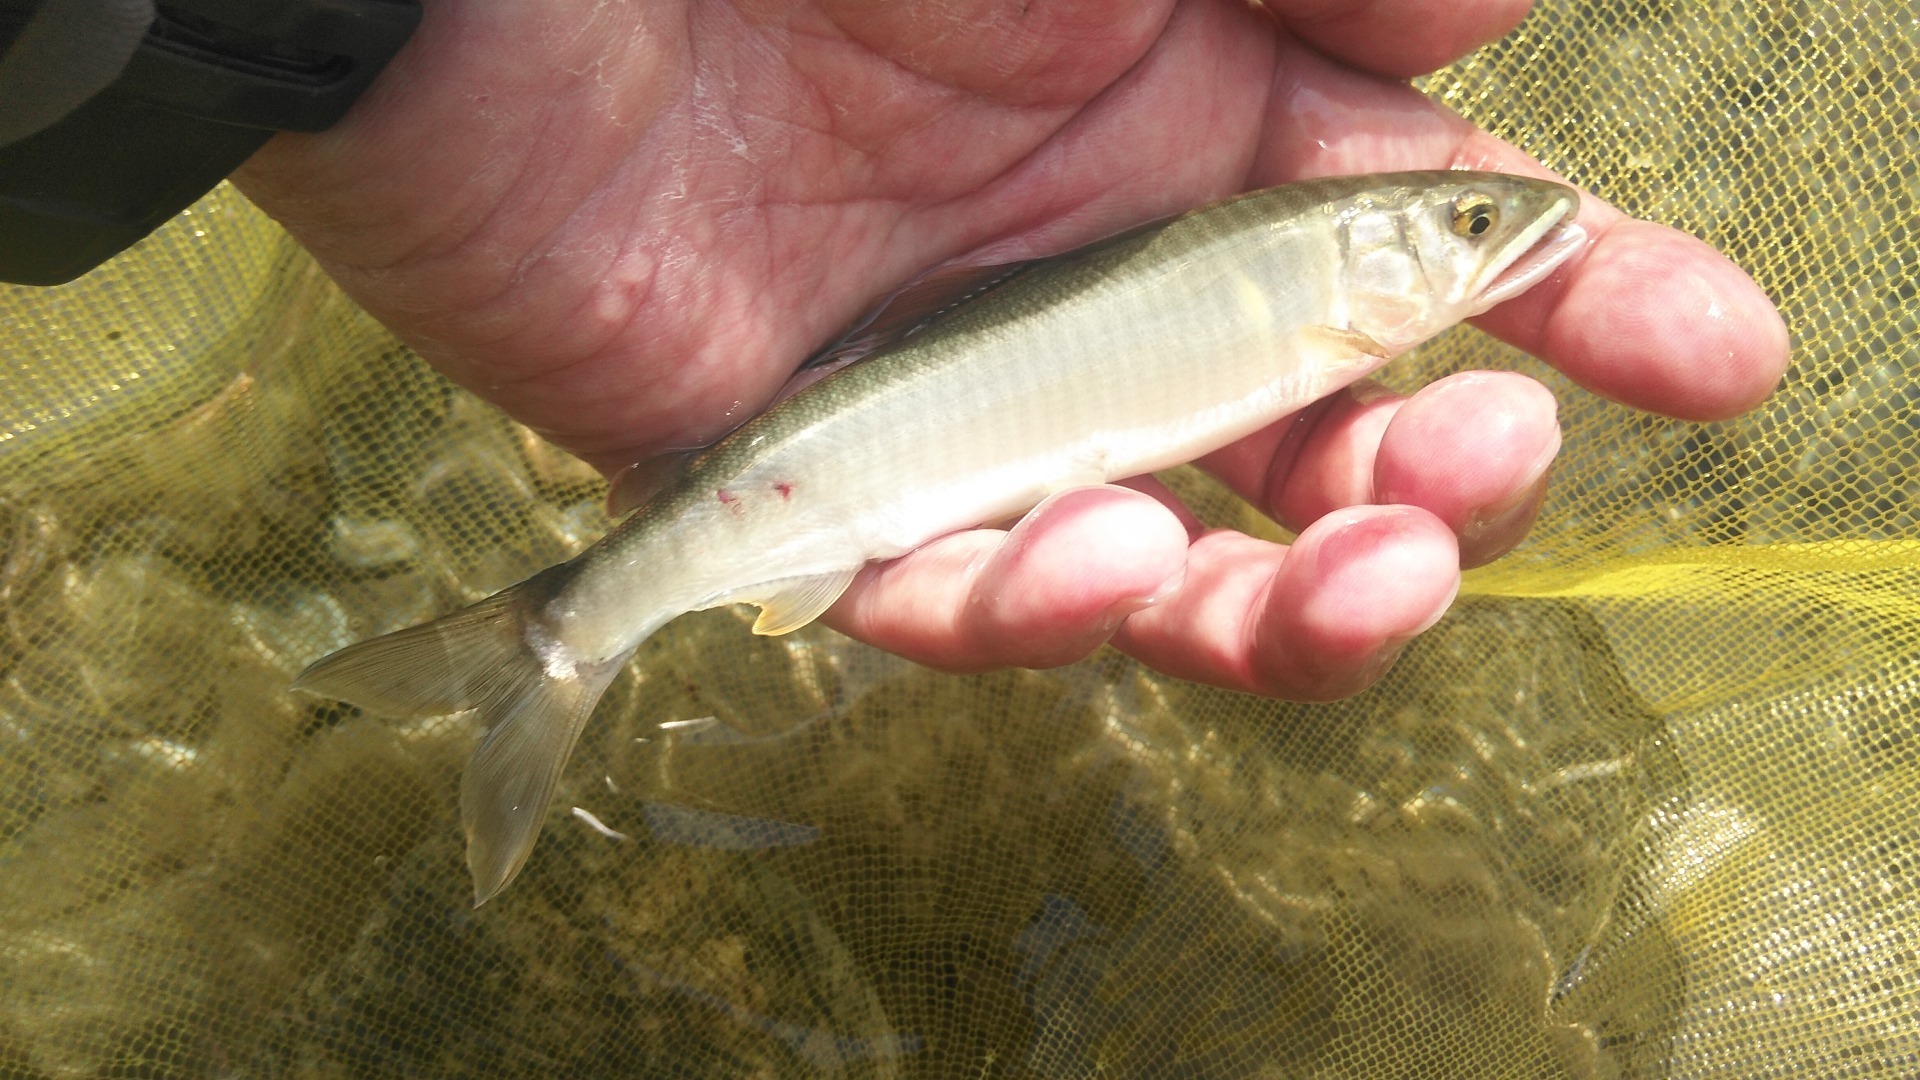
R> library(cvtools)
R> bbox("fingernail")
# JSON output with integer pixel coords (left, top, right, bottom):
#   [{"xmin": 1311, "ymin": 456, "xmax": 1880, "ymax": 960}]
[
  {"xmin": 1106, "ymin": 563, "xmax": 1188, "ymax": 622},
  {"xmin": 1359, "ymin": 637, "xmax": 1412, "ymax": 686},
  {"xmin": 1460, "ymin": 470, "xmax": 1551, "ymax": 551},
  {"xmin": 1460, "ymin": 427, "xmax": 1559, "ymax": 555},
  {"xmin": 1138, "ymin": 564, "xmax": 1187, "ymax": 608},
  {"xmin": 1411, "ymin": 574, "xmax": 1460, "ymax": 638}
]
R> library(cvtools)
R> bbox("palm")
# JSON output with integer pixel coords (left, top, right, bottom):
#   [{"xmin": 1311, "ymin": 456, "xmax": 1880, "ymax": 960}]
[
  {"xmin": 235, "ymin": 0, "xmax": 1788, "ymax": 698},
  {"xmin": 242, "ymin": 1, "xmax": 1280, "ymax": 466}
]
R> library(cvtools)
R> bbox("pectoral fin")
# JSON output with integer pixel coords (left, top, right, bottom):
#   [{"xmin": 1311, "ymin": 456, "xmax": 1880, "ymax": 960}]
[
  {"xmin": 1303, "ymin": 324, "xmax": 1391, "ymax": 360},
  {"xmin": 736, "ymin": 568, "xmax": 859, "ymax": 635}
]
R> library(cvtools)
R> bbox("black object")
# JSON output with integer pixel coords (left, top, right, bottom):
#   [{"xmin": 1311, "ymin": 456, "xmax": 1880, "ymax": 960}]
[{"xmin": 0, "ymin": 0, "xmax": 420, "ymax": 284}]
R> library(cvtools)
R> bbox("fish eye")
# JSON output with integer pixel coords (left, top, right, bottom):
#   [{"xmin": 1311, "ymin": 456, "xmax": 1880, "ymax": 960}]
[{"xmin": 1451, "ymin": 194, "xmax": 1498, "ymax": 238}]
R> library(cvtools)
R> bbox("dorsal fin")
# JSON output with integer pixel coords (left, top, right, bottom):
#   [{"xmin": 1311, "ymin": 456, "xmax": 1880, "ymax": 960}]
[
  {"xmin": 605, "ymin": 451, "xmax": 697, "ymax": 517},
  {"xmin": 800, "ymin": 259, "xmax": 1035, "ymax": 371},
  {"xmin": 798, "ymin": 208, "xmax": 1195, "ymax": 373},
  {"xmin": 608, "ymin": 227, "xmax": 1191, "ymax": 520},
  {"xmin": 605, "ymin": 260, "xmax": 1038, "ymax": 520},
  {"xmin": 765, "ymin": 355, "xmax": 862, "ymax": 408}
]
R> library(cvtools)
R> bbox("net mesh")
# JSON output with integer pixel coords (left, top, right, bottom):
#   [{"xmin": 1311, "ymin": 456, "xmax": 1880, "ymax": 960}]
[{"xmin": 2, "ymin": 1, "xmax": 1916, "ymax": 1076}]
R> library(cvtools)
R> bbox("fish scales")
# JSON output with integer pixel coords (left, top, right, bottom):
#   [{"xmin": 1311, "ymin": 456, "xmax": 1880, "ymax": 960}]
[
  {"xmin": 294, "ymin": 171, "xmax": 1585, "ymax": 904},
  {"xmin": 570, "ymin": 190, "xmax": 1353, "ymax": 651}
]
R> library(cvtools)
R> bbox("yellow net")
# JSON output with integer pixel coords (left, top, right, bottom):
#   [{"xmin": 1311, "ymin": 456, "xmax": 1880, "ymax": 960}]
[{"xmin": 2, "ymin": 1, "xmax": 1915, "ymax": 1076}]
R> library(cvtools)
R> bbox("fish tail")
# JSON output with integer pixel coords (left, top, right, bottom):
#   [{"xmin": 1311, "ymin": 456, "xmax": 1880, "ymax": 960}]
[{"xmin": 293, "ymin": 568, "xmax": 648, "ymax": 906}]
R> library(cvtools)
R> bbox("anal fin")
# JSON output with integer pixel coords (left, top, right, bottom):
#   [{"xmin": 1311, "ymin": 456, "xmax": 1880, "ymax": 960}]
[{"xmin": 738, "ymin": 568, "xmax": 859, "ymax": 635}]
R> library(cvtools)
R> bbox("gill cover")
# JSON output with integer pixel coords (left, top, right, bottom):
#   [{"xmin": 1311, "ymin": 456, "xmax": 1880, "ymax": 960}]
[{"xmin": 1335, "ymin": 173, "xmax": 1584, "ymax": 352}]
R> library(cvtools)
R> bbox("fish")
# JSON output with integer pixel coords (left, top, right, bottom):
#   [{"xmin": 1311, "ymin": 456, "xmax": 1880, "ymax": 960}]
[{"xmin": 294, "ymin": 171, "xmax": 1586, "ymax": 905}]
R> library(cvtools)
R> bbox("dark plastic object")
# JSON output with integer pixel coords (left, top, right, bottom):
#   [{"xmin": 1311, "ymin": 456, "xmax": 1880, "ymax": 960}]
[{"xmin": 0, "ymin": 0, "xmax": 420, "ymax": 284}]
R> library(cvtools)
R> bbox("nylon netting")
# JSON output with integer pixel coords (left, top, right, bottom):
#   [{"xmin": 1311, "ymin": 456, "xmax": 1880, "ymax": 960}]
[{"xmin": 2, "ymin": 1, "xmax": 1915, "ymax": 1076}]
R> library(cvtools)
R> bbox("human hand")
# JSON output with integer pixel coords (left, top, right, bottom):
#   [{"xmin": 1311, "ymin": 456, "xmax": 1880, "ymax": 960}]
[{"xmin": 235, "ymin": 0, "xmax": 1789, "ymax": 700}]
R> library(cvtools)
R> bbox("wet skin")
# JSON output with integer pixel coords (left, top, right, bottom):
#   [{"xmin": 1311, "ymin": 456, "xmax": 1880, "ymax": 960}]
[{"xmin": 236, "ymin": 0, "xmax": 1790, "ymax": 700}]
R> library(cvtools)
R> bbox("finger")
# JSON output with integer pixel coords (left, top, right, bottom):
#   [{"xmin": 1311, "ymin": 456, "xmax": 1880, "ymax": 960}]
[
  {"xmin": 1251, "ymin": 36, "xmax": 1791, "ymax": 421},
  {"xmin": 1264, "ymin": 381, "xmax": 1403, "ymax": 529},
  {"xmin": 825, "ymin": 486, "xmax": 1192, "ymax": 672},
  {"xmin": 1113, "ymin": 473, "xmax": 1208, "ymax": 538},
  {"xmin": 1257, "ymin": 373, "xmax": 1559, "ymax": 567},
  {"xmin": 1370, "ymin": 371, "xmax": 1559, "ymax": 567},
  {"xmin": 1112, "ymin": 505, "xmax": 1459, "ymax": 700},
  {"xmin": 1196, "ymin": 371, "xmax": 1559, "ymax": 567},
  {"xmin": 1262, "ymin": 0, "xmax": 1535, "ymax": 79},
  {"xmin": 1191, "ymin": 379, "xmax": 1402, "ymax": 525}
]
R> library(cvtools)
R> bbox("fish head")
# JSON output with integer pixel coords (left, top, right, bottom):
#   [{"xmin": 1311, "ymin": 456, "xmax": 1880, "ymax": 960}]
[{"xmin": 1334, "ymin": 172, "xmax": 1586, "ymax": 354}]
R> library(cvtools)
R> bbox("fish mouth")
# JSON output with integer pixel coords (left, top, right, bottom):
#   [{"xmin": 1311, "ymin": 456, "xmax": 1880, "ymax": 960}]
[{"xmin": 1468, "ymin": 196, "xmax": 1587, "ymax": 316}]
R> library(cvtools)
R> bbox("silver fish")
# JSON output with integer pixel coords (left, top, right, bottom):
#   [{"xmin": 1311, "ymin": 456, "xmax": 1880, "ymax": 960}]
[{"xmin": 295, "ymin": 171, "xmax": 1585, "ymax": 904}]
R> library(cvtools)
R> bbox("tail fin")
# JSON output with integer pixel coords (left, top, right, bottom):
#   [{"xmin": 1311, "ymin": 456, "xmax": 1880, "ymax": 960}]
[{"xmin": 293, "ymin": 570, "xmax": 638, "ymax": 906}]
